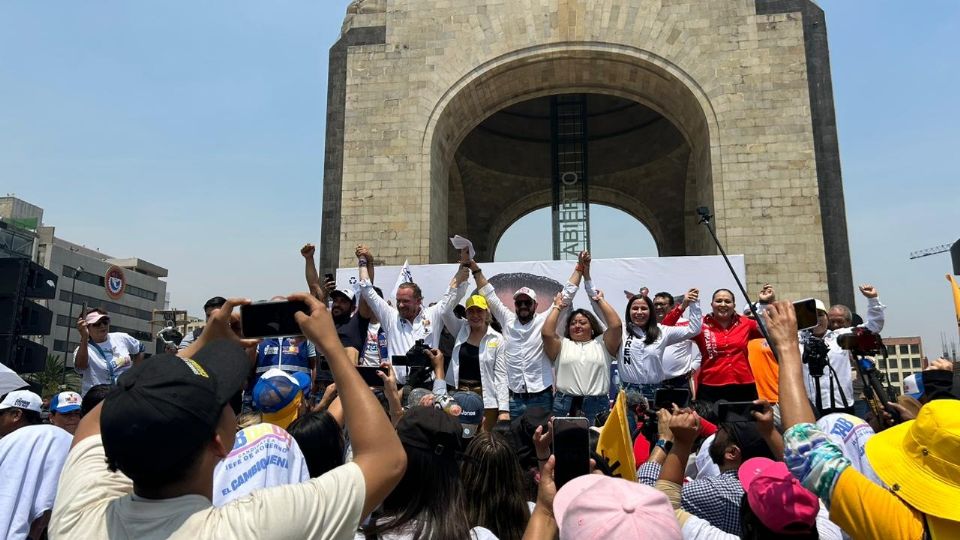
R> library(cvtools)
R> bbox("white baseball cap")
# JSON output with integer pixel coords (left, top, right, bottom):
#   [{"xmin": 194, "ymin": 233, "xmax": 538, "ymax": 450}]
[
  {"xmin": 0, "ymin": 390, "xmax": 42, "ymax": 413},
  {"xmin": 51, "ymin": 391, "xmax": 83, "ymax": 414},
  {"xmin": 330, "ymin": 288, "xmax": 356, "ymax": 302},
  {"xmin": 513, "ymin": 287, "xmax": 537, "ymax": 302}
]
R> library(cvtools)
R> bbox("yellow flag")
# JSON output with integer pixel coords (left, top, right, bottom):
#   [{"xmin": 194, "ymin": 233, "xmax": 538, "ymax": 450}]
[
  {"xmin": 596, "ymin": 390, "xmax": 636, "ymax": 481},
  {"xmin": 948, "ymin": 274, "xmax": 960, "ymax": 332}
]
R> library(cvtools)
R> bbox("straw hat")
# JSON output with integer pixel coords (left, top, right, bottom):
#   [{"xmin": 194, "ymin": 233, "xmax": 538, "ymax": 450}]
[{"xmin": 864, "ymin": 399, "xmax": 960, "ymax": 520}]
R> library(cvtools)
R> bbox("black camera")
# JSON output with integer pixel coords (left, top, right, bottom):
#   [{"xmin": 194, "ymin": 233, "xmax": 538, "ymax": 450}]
[
  {"xmin": 837, "ymin": 327, "xmax": 885, "ymax": 356},
  {"xmin": 802, "ymin": 335, "xmax": 829, "ymax": 378},
  {"xmin": 391, "ymin": 339, "xmax": 432, "ymax": 368}
]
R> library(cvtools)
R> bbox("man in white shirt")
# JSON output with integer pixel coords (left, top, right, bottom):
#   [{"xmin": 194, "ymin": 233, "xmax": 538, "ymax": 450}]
[
  {"xmin": 652, "ymin": 291, "xmax": 702, "ymax": 387},
  {"xmin": 800, "ymin": 285, "xmax": 885, "ymax": 416},
  {"xmin": 355, "ymin": 245, "xmax": 464, "ymax": 386},
  {"xmin": 48, "ymin": 295, "xmax": 406, "ymax": 540},
  {"xmin": 467, "ymin": 254, "xmax": 584, "ymax": 418}
]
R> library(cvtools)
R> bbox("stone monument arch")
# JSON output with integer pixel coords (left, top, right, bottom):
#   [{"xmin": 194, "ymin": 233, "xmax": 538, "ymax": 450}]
[{"xmin": 322, "ymin": 0, "xmax": 855, "ymax": 306}]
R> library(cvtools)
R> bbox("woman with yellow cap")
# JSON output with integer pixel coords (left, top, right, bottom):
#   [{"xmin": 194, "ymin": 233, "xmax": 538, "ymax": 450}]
[
  {"xmin": 440, "ymin": 279, "xmax": 509, "ymax": 432},
  {"xmin": 765, "ymin": 299, "xmax": 960, "ymax": 539}
]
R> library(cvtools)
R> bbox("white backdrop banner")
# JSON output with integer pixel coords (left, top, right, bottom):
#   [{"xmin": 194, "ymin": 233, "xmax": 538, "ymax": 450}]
[{"xmin": 337, "ymin": 255, "xmax": 746, "ymax": 316}]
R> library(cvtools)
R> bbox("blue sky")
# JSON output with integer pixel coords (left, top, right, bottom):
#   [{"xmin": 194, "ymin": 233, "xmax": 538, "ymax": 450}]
[{"xmin": 1, "ymin": 1, "xmax": 957, "ymax": 357}]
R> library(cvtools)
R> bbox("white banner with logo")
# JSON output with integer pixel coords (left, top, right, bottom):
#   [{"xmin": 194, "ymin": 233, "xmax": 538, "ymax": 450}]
[{"xmin": 337, "ymin": 255, "xmax": 746, "ymax": 316}]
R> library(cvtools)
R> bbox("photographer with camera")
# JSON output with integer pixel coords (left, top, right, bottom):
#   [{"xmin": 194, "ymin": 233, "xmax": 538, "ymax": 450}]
[
  {"xmin": 799, "ymin": 285, "xmax": 885, "ymax": 417},
  {"xmin": 767, "ymin": 300, "xmax": 960, "ymax": 539}
]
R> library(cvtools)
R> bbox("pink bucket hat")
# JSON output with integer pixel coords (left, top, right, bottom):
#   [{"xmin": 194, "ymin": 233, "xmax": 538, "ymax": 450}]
[
  {"xmin": 553, "ymin": 475, "xmax": 680, "ymax": 540},
  {"xmin": 738, "ymin": 457, "xmax": 819, "ymax": 533}
]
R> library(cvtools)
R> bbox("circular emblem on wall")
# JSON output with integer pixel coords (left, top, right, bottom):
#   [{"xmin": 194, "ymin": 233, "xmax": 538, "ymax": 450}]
[{"xmin": 104, "ymin": 265, "xmax": 126, "ymax": 300}]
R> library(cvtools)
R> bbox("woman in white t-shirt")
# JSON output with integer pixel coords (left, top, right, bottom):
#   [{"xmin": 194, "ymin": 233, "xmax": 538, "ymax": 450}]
[
  {"xmin": 541, "ymin": 290, "xmax": 622, "ymax": 425},
  {"xmin": 74, "ymin": 308, "xmax": 144, "ymax": 395},
  {"xmin": 617, "ymin": 290, "xmax": 702, "ymax": 401}
]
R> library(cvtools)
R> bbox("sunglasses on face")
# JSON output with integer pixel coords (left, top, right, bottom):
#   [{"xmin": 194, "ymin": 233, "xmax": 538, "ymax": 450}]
[
  {"xmin": 89, "ymin": 320, "xmax": 109, "ymax": 328},
  {"xmin": 515, "ymin": 299, "xmax": 533, "ymax": 307}
]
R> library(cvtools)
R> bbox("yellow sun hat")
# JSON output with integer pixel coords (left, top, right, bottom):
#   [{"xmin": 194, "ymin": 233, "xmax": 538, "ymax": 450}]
[{"xmin": 864, "ymin": 399, "xmax": 960, "ymax": 521}]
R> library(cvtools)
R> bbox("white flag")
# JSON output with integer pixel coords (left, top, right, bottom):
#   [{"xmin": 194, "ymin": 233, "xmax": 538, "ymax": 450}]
[
  {"xmin": 390, "ymin": 260, "xmax": 413, "ymax": 299},
  {"xmin": 449, "ymin": 235, "xmax": 476, "ymax": 261}
]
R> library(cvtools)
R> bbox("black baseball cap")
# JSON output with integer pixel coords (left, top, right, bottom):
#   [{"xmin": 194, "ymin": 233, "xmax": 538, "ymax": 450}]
[
  {"xmin": 397, "ymin": 406, "xmax": 461, "ymax": 458},
  {"xmin": 101, "ymin": 341, "xmax": 249, "ymax": 475}
]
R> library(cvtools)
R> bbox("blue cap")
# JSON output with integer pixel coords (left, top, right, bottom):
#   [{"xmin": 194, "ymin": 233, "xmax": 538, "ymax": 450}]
[
  {"xmin": 291, "ymin": 372, "xmax": 312, "ymax": 400},
  {"xmin": 253, "ymin": 369, "xmax": 302, "ymax": 413},
  {"xmin": 451, "ymin": 391, "xmax": 485, "ymax": 438}
]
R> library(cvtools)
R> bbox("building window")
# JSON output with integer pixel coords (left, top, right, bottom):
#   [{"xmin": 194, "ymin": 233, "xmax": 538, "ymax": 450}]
[
  {"xmin": 53, "ymin": 339, "xmax": 81, "ymax": 355},
  {"xmin": 58, "ymin": 290, "xmax": 153, "ymax": 321},
  {"xmin": 910, "ymin": 344, "xmax": 920, "ymax": 355},
  {"xmin": 62, "ymin": 265, "xmax": 104, "ymax": 287},
  {"xmin": 125, "ymin": 283, "xmax": 158, "ymax": 301},
  {"xmin": 899, "ymin": 345, "xmax": 909, "ymax": 355},
  {"xmin": 878, "ymin": 359, "xmax": 887, "ymax": 369},
  {"xmin": 889, "ymin": 358, "xmax": 898, "ymax": 369},
  {"xmin": 890, "ymin": 373, "xmax": 900, "ymax": 383},
  {"xmin": 886, "ymin": 345, "xmax": 896, "ymax": 356},
  {"xmin": 912, "ymin": 358, "xmax": 922, "ymax": 369}
]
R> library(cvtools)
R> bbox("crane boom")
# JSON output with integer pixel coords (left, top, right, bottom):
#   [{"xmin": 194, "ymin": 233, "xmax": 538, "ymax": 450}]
[{"xmin": 909, "ymin": 243, "xmax": 953, "ymax": 259}]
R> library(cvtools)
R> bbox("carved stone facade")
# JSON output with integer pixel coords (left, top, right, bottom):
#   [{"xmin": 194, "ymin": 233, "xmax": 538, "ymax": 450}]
[{"xmin": 323, "ymin": 0, "xmax": 855, "ymax": 306}]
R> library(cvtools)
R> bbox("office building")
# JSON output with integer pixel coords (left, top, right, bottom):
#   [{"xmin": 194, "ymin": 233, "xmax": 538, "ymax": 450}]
[
  {"xmin": 1, "ymin": 197, "xmax": 169, "ymax": 363},
  {"xmin": 877, "ymin": 336, "xmax": 926, "ymax": 395}
]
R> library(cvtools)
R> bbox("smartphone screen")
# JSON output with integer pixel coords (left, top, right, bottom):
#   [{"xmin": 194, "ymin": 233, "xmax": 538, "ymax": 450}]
[
  {"xmin": 653, "ymin": 388, "xmax": 691, "ymax": 410},
  {"xmin": 239, "ymin": 300, "xmax": 309, "ymax": 338},
  {"xmin": 793, "ymin": 298, "xmax": 818, "ymax": 330},
  {"xmin": 356, "ymin": 366, "xmax": 387, "ymax": 387},
  {"xmin": 324, "ymin": 273, "xmax": 335, "ymax": 283},
  {"xmin": 717, "ymin": 401, "xmax": 763, "ymax": 423},
  {"xmin": 552, "ymin": 417, "xmax": 590, "ymax": 488}
]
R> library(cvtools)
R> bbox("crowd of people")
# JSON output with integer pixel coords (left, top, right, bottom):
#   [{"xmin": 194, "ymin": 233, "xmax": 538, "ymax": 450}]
[{"xmin": 1, "ymin": 241, "xmax": 958, "ymax": 540}]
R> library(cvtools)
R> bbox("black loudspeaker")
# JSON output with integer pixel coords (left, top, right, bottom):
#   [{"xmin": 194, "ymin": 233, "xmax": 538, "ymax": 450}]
[
  {"xmin": 952, "ymin": 240, "xmax": 960, "ymax": 276},
  {"xmin": 0, "ymin": 298, "xmax": 52, "ymax": 335},
  {"xmin": 0, "ymin": 258, "xmax": 58, "ymax": 299},
  {"xmin": 0, "ymin": 336, "xmax": 47, "ymax": 373}
]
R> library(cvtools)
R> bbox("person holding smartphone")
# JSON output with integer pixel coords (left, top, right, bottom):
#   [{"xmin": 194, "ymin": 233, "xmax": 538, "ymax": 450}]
[{"xmin": 541, "ymin": 286, "xmax": 622, "ymax": 425}]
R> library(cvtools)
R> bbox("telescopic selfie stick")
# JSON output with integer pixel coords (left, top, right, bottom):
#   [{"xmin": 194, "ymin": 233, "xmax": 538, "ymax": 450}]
[{"xmin": 696, "ymin": 207, "xmax": 778, "ymax": 361}]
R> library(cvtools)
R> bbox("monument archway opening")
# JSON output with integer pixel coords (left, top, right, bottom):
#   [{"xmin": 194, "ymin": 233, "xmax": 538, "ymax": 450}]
[
  {"xmin": 447, "ymin": 91, "xmax": 693, "ymax": 262},
  {"xmin": 494, "ymin": 204, "xmax": 659, "ymax": 263},
  {"xmin": 429, "ymin": 48, "xmax": 719, "ymax": 265}
]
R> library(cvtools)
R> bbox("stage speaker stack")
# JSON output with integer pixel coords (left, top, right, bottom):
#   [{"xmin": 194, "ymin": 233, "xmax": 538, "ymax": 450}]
[{"xmin": 0, "ymin": 258, "xmax": 57, "ymax": 373}]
